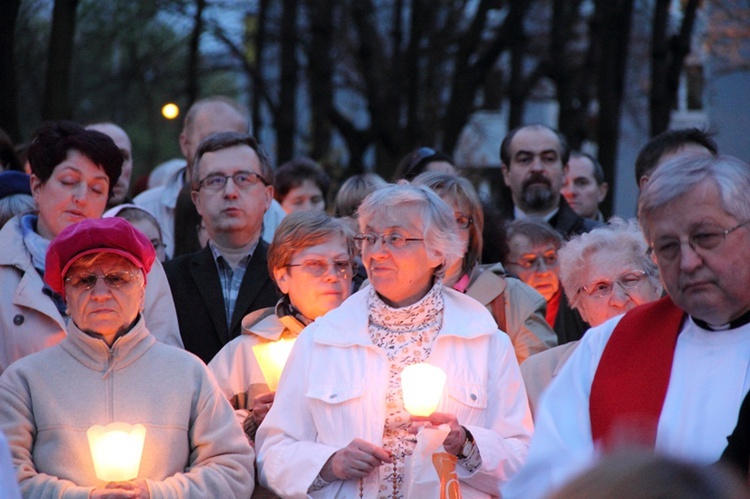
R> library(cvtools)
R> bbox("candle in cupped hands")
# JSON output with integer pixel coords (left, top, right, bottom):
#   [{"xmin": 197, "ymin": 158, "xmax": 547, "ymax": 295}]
[{"xmin": 401, "ymin": 363, "xmax": 447, "ymax": 416}]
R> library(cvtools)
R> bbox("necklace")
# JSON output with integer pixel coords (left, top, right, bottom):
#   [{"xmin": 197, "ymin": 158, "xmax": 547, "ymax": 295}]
[{"xmin": 358, "ymin": 454, "xmax": 401, "ymax": 499}]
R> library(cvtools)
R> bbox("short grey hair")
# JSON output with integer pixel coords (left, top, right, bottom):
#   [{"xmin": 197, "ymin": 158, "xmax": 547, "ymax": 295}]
[
  {"xmin": 558, "ymin": 218, "xmax": 661, "ymax": 310},
  {"xmin": 0, "ymin": 194, "xmax": 35, "ymax": 229},
  {"xmin": 357, "ymin": 184, "xmax": 464, "ymax": 278},
  {"xmin": 639, "ymin": 155, "xmax": 750, "ymax": 243}
]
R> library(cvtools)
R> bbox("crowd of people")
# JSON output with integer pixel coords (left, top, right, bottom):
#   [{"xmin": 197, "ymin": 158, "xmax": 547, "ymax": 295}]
[{"xmin": 1, "ymin": 96, "xmax": 749, "ymax": 499}]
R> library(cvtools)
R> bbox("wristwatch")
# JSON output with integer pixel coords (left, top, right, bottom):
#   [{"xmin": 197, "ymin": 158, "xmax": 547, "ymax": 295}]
[{"xmin": 457, "ymin": 426, "xmax": 475, "ymax": 459}]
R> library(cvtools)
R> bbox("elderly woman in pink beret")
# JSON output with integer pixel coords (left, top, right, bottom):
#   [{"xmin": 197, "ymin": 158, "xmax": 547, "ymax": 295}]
[
  {"xmin": 0, "ymin": 121, "xmax": 182, "ymax": 378},
  {"xmin": 0, "ymin": 217, "xmax": 253, "ymax": 498}
]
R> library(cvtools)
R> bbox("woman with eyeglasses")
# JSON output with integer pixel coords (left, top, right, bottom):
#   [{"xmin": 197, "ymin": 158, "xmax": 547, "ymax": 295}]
[
  {"xmin": 0, "ymin": 217, "xmax": 254, "ymax": 497},
  {"xmin": 503, "ymin": 219, "xmax": 590, "ymax": 345},
  {"xmin": 520, "ymin": 218, "xmax": 663, "ymax": 416},
  {"xmin": 413, "ymin": 172, "xmax": 556, "ymax": 365},
  {"xmin": 0, "ymin": 122, "xmax": 181, "ymax": 377},
  {"xmin": 256, "ymin": 184, "xmax": 532, "ymax": 498},
  {"xmin": 209, "ymin": 211, "xmax": 356, "ymax": 444}
]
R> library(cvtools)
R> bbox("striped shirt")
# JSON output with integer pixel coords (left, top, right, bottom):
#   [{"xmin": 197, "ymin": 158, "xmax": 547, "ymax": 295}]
[{"xmin": 209, "ymin": 241, "xmax": 257, "ymax": 327}]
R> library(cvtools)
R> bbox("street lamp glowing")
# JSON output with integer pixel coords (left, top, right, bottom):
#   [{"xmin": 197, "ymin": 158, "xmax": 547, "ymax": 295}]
[{"xmin": 161, "ymin": 103, "xmax": 180, "ymax": 120}]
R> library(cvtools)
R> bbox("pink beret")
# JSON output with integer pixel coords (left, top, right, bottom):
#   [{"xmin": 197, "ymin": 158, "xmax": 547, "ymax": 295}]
[{"xmin": 45, "ymin": 217, "xmax": 156, "ymax": 298}]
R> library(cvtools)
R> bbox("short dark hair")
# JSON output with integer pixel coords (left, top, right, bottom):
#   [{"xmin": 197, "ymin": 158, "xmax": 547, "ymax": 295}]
[
  {"xmin": 273, "ymin": 157, "xmax": 331, "ymax": 206},
  {"xmin": 500, "ymin": 124, "xmax": 570, "ymax": 167},
  {"xmin": 393, "ymin": 147, "xmax": 454, "ymax": 182},
  {"xmin": 191, "ymin": 132, "xmax": 274, "ymax": 186},
  {"xmin": 634, "ymin": 128, "xmax": 718, "ymax": 184},
  {"xmin": 27, "ymin": 121, "xmax": 123, "ymax": 197},
  {"xmin": 570, "ymin": 151, "xmax": 606, "ymax": 185}
]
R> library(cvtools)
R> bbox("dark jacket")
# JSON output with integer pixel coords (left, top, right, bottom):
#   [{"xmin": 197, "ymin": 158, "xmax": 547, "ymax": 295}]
[
  {"xmin": 499, "ymin": 196, "xmax": 602, "ymax": 240},
  {"xmin": 721, "ymin": 389, "xmax": 750, "ymax": 479},
  {"xmin": 164, "ymin": 241, "xmax": 279, "ymax": 363},
  {"xmin": 554, "ymin": 291, "xmax": 590, "ymax": 345}
]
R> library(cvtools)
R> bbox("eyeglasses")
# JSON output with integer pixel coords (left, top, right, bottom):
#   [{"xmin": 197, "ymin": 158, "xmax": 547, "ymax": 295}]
[
  {"xmin": 353, "ymin": 233, "xmax": 425, "ymax": 251},
  {"xmin": 649, "ymin": 220, "xmax": 750, "ymax": 263},
  {"xmin": 287, "ymin": 259, "xmax": 355, "ymax": 279},
  {"xmin": 455, "ymin": 214, "xmax": 473, "ymax": 230},
  {"xmin": 579, "ymin": 270, "xmax": 650, "ymax": 299},
  {"xmin": 65, "ymin": 271, "xmax": 140, "ymax": 290},
  {"xmin": 195, "ymin": 172, "xmax": 268, "ymax": 191},
  {"xmin": 507, "ymin": 251, "xmax": 559, "ymax": 270}
]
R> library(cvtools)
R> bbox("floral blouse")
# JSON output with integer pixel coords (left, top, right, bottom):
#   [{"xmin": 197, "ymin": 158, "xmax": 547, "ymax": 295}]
[{"xmin": 367, "ymin": 281, "xmax": 444, "ymax": 499}]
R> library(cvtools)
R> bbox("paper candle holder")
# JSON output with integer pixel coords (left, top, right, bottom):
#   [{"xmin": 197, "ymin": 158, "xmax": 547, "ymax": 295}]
[
  {"xmin": 401, "ymin": 363, "xmax": 447, "ymax": 416},
  {"xmin": 87, "ymin": 422, "xmax": 147, "ymax": 482},
  {"xmin": 252, "ymin": 338, "xmax": 296, "ymax": 391}
]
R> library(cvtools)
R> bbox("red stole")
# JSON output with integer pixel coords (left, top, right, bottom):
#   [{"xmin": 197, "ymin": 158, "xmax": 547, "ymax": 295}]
[
  {"xmin": 545, "ymin": 289, "xmax": 561, "ymax": 327},
  {"xmin": 589, "ymin": 296, "xmax": 685, "ymax": 451}
]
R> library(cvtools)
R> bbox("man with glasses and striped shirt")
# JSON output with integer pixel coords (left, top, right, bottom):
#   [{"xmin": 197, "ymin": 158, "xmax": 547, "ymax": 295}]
[{"xmin": 164, "ymin": 132, "xmax": 279, "ymax": 363}]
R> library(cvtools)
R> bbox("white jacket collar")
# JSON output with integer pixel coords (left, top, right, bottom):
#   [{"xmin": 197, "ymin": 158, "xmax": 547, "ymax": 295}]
[{"xmin": 312, "ymin": 285, "xmax": 499, "ymax": 347}]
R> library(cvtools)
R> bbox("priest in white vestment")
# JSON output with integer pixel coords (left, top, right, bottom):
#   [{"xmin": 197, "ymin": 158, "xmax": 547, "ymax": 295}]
[{"xmin": 504, "ymin": 154, "xmax": 750, "ymax": 498}]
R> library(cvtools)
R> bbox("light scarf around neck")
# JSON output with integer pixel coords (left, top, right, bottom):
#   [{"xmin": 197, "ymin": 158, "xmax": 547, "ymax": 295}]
[
  {"xmin": 20, "ymin": 214, "xmax": 67, "ymax": 317},
  {"xmin": 20, "ymin": 214, "xmax": 50, "ymax": 272}
]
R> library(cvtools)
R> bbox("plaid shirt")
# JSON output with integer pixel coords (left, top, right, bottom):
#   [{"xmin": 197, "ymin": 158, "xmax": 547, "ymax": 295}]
[{"xmin": 209, "ymin": 241, "xmax": 257, "ymax": 327}]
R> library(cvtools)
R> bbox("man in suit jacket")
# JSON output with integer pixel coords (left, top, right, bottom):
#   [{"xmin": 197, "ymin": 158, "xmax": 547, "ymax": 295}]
[{"xmin": 165, "ymin": 132, "xmax": 279, "ymax": 363}]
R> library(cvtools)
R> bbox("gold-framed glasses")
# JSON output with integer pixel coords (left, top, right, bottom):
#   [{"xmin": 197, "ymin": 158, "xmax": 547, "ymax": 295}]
[
  {"xmin": 287, "ymin": 259, "xmax": 355, "ymax": 278},
  {"xmin": 65, "ymin": 271, "xmax": 140, "ymax": 290}
]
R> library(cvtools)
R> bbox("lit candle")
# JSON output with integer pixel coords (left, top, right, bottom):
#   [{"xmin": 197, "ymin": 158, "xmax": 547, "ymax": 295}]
[
  {"xmin": 401, "ymin": 363, "xmax": 447, "ymax": 416},
  {"xmin": 87, "ymin": 423, "xmax": 147, "ymax": 482},
  {"xmin": 252, "ymin": 338, "xmax": 297, "ymax": 391}
]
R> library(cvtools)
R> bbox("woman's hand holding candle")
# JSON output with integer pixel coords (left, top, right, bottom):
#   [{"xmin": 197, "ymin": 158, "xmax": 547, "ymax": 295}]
[
  {"xmin": 251, "ymin": 391, "xmax": 275, "ymax": 426},
  {"xmin": 408, "ymin": 412, "xmax": 465, "ymax": 456},
  {"xmin": 90, "ymin": 478, "xmax": 149, "ymax": 498}
]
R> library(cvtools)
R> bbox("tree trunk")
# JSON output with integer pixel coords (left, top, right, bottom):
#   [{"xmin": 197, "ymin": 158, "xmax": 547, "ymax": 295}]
[
  {"xmin": 0, "ymin": 0, "xmax": 21, "ymax": 141},
  {"xmin": 550, "ymin": 0, "xmax": 589, "ymax": 150},
  {"xmin": 186, "ymin": 0, "xmax": 206, "ymax": 108},
  {"xmin": 650, "ymin": 0, "xmax": 700, "ymax": 136},
  {"xmin": 306, "ymin": 0, "xmax": 334, "ymax": 160},
  {"xmin": 276, "ymin": 0, "xmax": 299, "ymax": 163},
  {"xmin": 507, "ymin": 39, "xmax": 526, "ymax": 131},
  {"xmin": 250, "ymin": 0, "xmax": 269, "ymax": 137},
  {"xmin": 42, "ymin": 0, "xmax": 79, "ymax": 121},
  {"xmin": 593, "ymin": 0, "xmax": 633, "ymax": 217}
]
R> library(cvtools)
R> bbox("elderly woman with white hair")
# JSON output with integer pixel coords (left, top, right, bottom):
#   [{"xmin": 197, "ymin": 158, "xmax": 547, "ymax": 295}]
[
  {"xmin": 256, "ymin": 184, "xmax": 532, "ymax": 498},
  {"xmin": 521, "ymin": 218, "xmax": 663, "ymax": 416}
]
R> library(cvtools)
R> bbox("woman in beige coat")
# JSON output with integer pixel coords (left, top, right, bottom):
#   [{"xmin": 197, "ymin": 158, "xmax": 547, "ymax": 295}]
[
  {"xmin": 0, "ymin": 122, "xmax": 181, "ymax": 375},
  {"xmin": 414, "ymin": 172, "xmax": 557, "ymax": 364}
]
